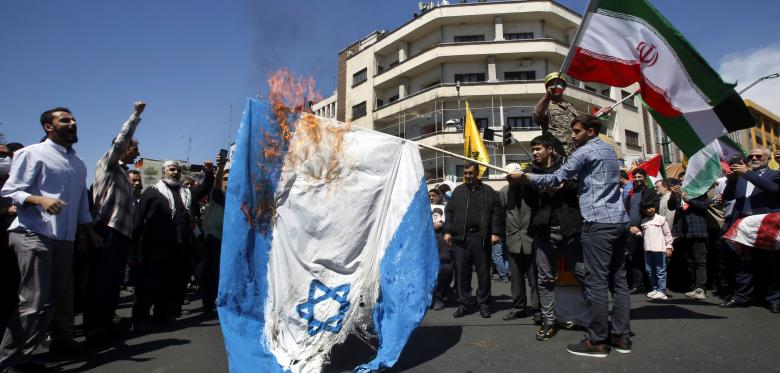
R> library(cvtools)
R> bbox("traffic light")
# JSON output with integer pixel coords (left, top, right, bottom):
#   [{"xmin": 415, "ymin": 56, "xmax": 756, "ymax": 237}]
[
  {"xmin": 502, "ymin": 124, "xmax": 514, "ymax": 146},
  {"xmin": 482, "ymin": 127, "xmax": 495, "ymax": 142}
]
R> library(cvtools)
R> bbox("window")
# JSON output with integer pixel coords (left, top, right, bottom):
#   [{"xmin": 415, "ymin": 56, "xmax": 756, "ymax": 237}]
[
  {"xmin": 507, "ymin": 116, "xmax": 537, "ymax": 130},
  {"xmin": 454, "ymin": 35, "xmax": 485, "ymax": 42},
  {"xmin": 352, "ymin": 102, "xmax": 367, "ymax": 119},
  {"xmin": 601, "ymin": 88, "xmax": 611, "ymax": 97},
  {"xmin": 504, "ymin": 32, "xmax": 534, "ymax": 40},
  {"xmin": 504, "ymin": 71, "xmax": 536, "ymax": 81},
  {"xmin": 585, "ymin": 85, "xmax": 597, "ymax": 93},
  {"xmin": 625, "ymin": 130, "xmax": 641, "ymax": 149},
  {"xmin": 474, "ymin": 118, "xmax": 489, "ymax": 129},
  {"xmin": 389, "ymin": 60, "xmax": 399, "ymax": 67},
  {"xmin": 352, "ymin": 68, "xmax": 367, "ymax": 87},
  {"xmin": 621, "ymin": 90, "xmax": 636, "ymax": 107},
  {"xmin": 388, "ymin": 94, "xmax": 399, "ymax": 103},
  {"xmin": 375, "ymin": 98, "xmax": 384, "ymax": 108},
  {"xmin": 454, "ymin": 73, "xmax": 486, "ymax": 83}
]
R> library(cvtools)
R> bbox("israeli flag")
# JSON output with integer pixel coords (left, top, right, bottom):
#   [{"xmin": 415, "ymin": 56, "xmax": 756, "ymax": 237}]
[{"xmin": 218, "ymin": 99, "xmax": 439, "ymax": 372}]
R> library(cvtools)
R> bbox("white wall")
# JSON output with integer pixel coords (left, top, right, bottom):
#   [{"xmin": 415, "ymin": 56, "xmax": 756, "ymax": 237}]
[
  {"xmin": 409, "ymin": 30, "xmax": 443, "ymax": 57},
  {"xmin": 495, "ymin": 58, "xmax": 545, "ymax": 81},
  {"xmin": 442, "ymin": 61, "xmax": 488, "ymax": 83},
  {"xmin": 502, "ymin": 20, "xmax": 543, "ymax": 39},
  {"xmin": 442, "ymin": 23, "xmax": 495, "ymax": 43},
  {"xmin": 410, "ymin": 66, "xmax": 443, "ymax": 93}
]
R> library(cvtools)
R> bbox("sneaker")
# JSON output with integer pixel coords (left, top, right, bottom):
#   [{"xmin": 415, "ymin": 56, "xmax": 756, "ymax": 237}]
[
  {"xmin": 652, "ymin": 291, "xmax": 668, "ymax": 300},
  {"xmin": 609, "ymin": 334, "xmax": 632, "ymax": 354},
  {"xmin": 686, "ymin": 288, "xmax": 706, "ymax": 300},
  {"xmin": 535, "ymin": 324, "xmax": 559, "ymax": 341},
  {"xmin": 646, "ymin": 290, "xmax": 658, "ymax": 298},
  {"xmin": 452, "ymin": 305, "xmax": 469, "ymax": 318},
  {"xmin": 566, "ymin": 338, "xmax": 610, "ymax": 358},
  {"xmin": 432, "ymin": 299, "xmax": 445, "ymax": 311}
]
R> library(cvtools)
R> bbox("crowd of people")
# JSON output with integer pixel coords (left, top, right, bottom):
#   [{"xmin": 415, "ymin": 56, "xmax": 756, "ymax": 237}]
[
  {"xmin": 426, "ymin": 72, "xmax": 780, "ymax": 358},
  {"xmin": 0, "ymin": 102, "xmax": 229, "ymax": 372},
  {"xmin": 0, "ymin": 74, "xmax": 777, "ymax": 370}
]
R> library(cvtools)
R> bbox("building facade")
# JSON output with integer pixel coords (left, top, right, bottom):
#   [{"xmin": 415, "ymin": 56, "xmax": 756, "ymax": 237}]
[{"xmin": 318, "ymin": 0, "xmax": 657, "ymax": 185}]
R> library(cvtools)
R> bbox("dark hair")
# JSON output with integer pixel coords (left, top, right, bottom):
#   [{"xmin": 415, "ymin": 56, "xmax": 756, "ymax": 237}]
[
  {"xmin": 436, "ymin": 183, "xmax": 451, "ymax": 193},
  {"xmin": 6, "ymin": 142, "xmax": 23, "ymax": 152},
  {"xmin": 432, "ymin": 208, "xmax": 444, "ymax": 215},
  {"xmin": 127, "ymin": 169, "xmax": 141, "ymax": 176},
  {"xmin": 530, "ymin": 134, "xmax": 557, "ymax": 149},
  {"xmin": 641, "ymin": 199, "xmax": 658, "ymax": 210},
  {"xmin": 463, "ymin": 162, "xmax": 478, "ymax": 171},
  {"xmin": 40, "ymin": 107, "xmax": 72, "ymax": 127},
  {"xmin": 631, "ymin": 168, "xmax": 647, "ymax": 177},
  {"xmin": 570, "ymin": 114, "xmax": 602, "ymax": 134},
  {"xmin": 620, "ymin": 170, "xmax": 629, "ymax": 179},
  {"xmin": 656, "ymin": 179, "xmax": 671, "ymax": 189},
  {"xmin": 429, "ymin": 188, "xmax": 441, "ymax": 196}
]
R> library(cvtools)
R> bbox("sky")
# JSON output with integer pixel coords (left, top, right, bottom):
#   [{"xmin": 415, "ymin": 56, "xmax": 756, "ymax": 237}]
[{"xmin": 2, "ymin": 0, "xmax": 779, "ymax": 182}]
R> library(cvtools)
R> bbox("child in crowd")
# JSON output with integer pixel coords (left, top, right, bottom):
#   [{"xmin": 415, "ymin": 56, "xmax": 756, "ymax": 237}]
[{"xmin": 640, "ymin": 200, "xmax": 674, "ymax": 300}]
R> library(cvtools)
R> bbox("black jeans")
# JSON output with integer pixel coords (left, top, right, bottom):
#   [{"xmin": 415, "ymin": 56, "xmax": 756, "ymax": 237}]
[
  {"xmin": 581, "ymin": 222, "xmax": 631, "ymax": 343},
  {"xmin": 453, "ymin": 231, "xmax": 492, "ymax": 308},
  {"xmin": 198, "ymin": 235, "xmax": 222, "ymax": 310},
  {"xmin": 507, "ymin": 251, "xmax": 538, "ymax": 310},
  {"xmin": 732, "ymin": 247, "xmax": 780, "ymax": 305},
  {"xmin": 84, "ymin": 226, "xmax": 130, "ymax": 333},
  {"xmin": 626, "ymin": 233, "xmax": 648, "ymax": 290},
  {"xmin": 678, "ymin": 237, "xmax": 707, "ymax": 290}
]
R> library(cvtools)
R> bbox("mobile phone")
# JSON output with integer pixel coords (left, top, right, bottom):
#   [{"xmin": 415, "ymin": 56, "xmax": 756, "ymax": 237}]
[{"xmin": 218, "ymin": 148, "xmax": 228, "ymax": 160}]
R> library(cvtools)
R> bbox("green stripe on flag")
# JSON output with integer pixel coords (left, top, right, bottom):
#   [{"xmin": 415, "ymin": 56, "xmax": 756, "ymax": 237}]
[
  {"xmin": 639, "ymin": 95, "xmax": 705, "ymax": 157},
  {"xmin": 594, "ymin": 0, "xmax": 735, "ymax": 105},
  {"xmin": 682, "ymin": 141, "xmax": 723, "ymax": 198}
]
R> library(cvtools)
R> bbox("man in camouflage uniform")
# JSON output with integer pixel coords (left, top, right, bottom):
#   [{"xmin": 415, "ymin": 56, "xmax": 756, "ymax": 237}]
[{"xmin": 533, "ymin": 72, "xmax": 579, "ymax": 157}]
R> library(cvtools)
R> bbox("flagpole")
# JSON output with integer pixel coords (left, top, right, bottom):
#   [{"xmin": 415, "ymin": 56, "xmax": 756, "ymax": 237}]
[{"xmin": 417, "ymin": 142, "xmax": 512, "ymax": 174}]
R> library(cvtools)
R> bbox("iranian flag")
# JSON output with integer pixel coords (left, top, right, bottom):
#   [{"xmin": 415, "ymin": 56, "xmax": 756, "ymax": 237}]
[
  {"xmin": 629, "ymin": 154, "xmax": 663, "ymax": 189},
  {"xmin": 563, "ymin": 0, "xmax": 754, "ymax": 158}
]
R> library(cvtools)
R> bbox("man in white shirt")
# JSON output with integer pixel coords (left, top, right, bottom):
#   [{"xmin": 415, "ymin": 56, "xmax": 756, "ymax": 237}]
[{"xmin": 0, "ymin": 107, "xmax": 101, "ymax": 371}]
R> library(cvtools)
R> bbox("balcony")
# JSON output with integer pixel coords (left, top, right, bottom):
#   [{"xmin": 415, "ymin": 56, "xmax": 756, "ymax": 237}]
[
  {"xmin": 372, "ymin": 81, "xmax": 616, "ymax": 120},
  {"xmin": 372, "ymin": 39, "xmax": 569, "ymax": 88}
]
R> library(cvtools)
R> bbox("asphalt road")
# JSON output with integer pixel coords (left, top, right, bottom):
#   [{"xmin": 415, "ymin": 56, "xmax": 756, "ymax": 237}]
[{"xmin": 34, "ymin": 281, "xmax": 780, "ymax": 372}]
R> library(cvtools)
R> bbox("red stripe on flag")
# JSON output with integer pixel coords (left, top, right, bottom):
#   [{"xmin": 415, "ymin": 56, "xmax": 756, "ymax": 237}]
[
  {"xmin": 754, "ymin": 213, "xmax": 780, "ymax": 250},
  {"xmin": 566, "ymin": 48, "xmax": 682, "ymax": 117}
]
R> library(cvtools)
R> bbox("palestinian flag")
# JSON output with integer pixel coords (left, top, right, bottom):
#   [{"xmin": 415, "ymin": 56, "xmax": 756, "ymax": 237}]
[
  {"xmin": 562, "ymin": 0, "xmax": 754, "ymax": 158},
  {"xmin": 679, "ymin": 135, "xmax": 746, "ymax": 198},
  {"xmin": 629, "ymin": 154, "xmax": 663, "ymax": 189},
  {"xmin": 723, "ymin": 213, "xmax": 780, "ymax": 253}
]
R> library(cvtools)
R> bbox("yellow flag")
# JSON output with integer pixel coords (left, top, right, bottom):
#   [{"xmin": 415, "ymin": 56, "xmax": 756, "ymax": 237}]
[{"xmin": 463, "ymin": 101, "xmax": 490, "ymax": 178}]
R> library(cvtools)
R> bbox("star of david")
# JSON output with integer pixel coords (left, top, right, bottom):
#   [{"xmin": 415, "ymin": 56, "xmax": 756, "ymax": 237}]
[{"xmin": 296, "ymin": 279, "xmax": 351, "ymax": 336}]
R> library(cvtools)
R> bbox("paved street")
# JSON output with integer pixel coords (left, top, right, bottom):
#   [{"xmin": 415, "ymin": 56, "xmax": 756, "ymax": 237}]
[{"xmin": 35, "ymin": 281, "xmax": 780, "ymax": 372}]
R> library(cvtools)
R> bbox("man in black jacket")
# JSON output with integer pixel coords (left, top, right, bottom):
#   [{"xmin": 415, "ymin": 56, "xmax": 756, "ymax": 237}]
[
  {"xmin": 720, "ymin": 147, "xmax": 780, "ymax": 311},
  {"xmin": 444, "ymin": 163, "xmax": 504, "ymax": 318},
  {"xmin": 625, "ymin": 168, "xmax": 658, "ymax": 294},
  {"xmin": 669, "ymin": 185, "xmax": 709, "ymax": 300},
  {"xmin": 525, "ymin": 135, "xmax": 585, "ymax": 341}
]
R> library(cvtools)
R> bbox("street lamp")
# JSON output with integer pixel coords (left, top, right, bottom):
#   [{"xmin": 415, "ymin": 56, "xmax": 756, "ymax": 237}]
[{"xmin": 739, "ymin": 73, "xmax": 779, "ymax": 94}]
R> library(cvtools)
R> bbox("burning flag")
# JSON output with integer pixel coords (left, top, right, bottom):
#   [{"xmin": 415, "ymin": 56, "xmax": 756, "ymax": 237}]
[
  {"xmin": 217, "ymin": 72, "xmax": 438, "ymax": 372},
  {"xmin": 562, "ymin": 0, "xmax": 754, "ymax": 158}
]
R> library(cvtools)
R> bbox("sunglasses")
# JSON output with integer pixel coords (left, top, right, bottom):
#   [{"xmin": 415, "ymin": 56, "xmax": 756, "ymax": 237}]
[{"xmin": 747, "ymin": 155, "xmax": 764, "ymax": 160}]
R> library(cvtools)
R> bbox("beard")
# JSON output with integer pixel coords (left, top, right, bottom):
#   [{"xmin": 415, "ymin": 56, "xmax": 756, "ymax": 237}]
[{"xmin": 163, "ymin": 177, "xmax": 180, "ymax": 187}]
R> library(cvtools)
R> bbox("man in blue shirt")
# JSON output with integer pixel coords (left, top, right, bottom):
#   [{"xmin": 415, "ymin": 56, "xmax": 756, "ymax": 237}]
[
  {"xmin": 0, "ymin": 107, "xmax": 102, "ymax": 371},
  {"xmin": 511, "ymin": 115, "xmax": 631, "ymax": 357}
]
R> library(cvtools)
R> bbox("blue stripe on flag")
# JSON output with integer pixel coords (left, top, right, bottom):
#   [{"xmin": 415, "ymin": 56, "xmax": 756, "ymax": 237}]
[
  {"xmin": 357, "ymin": 177, "xmax": 439, "ymax": 372},
  {"xmin": 217, "ymin": 99, "xmax": 293, "ymax": 372}
]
